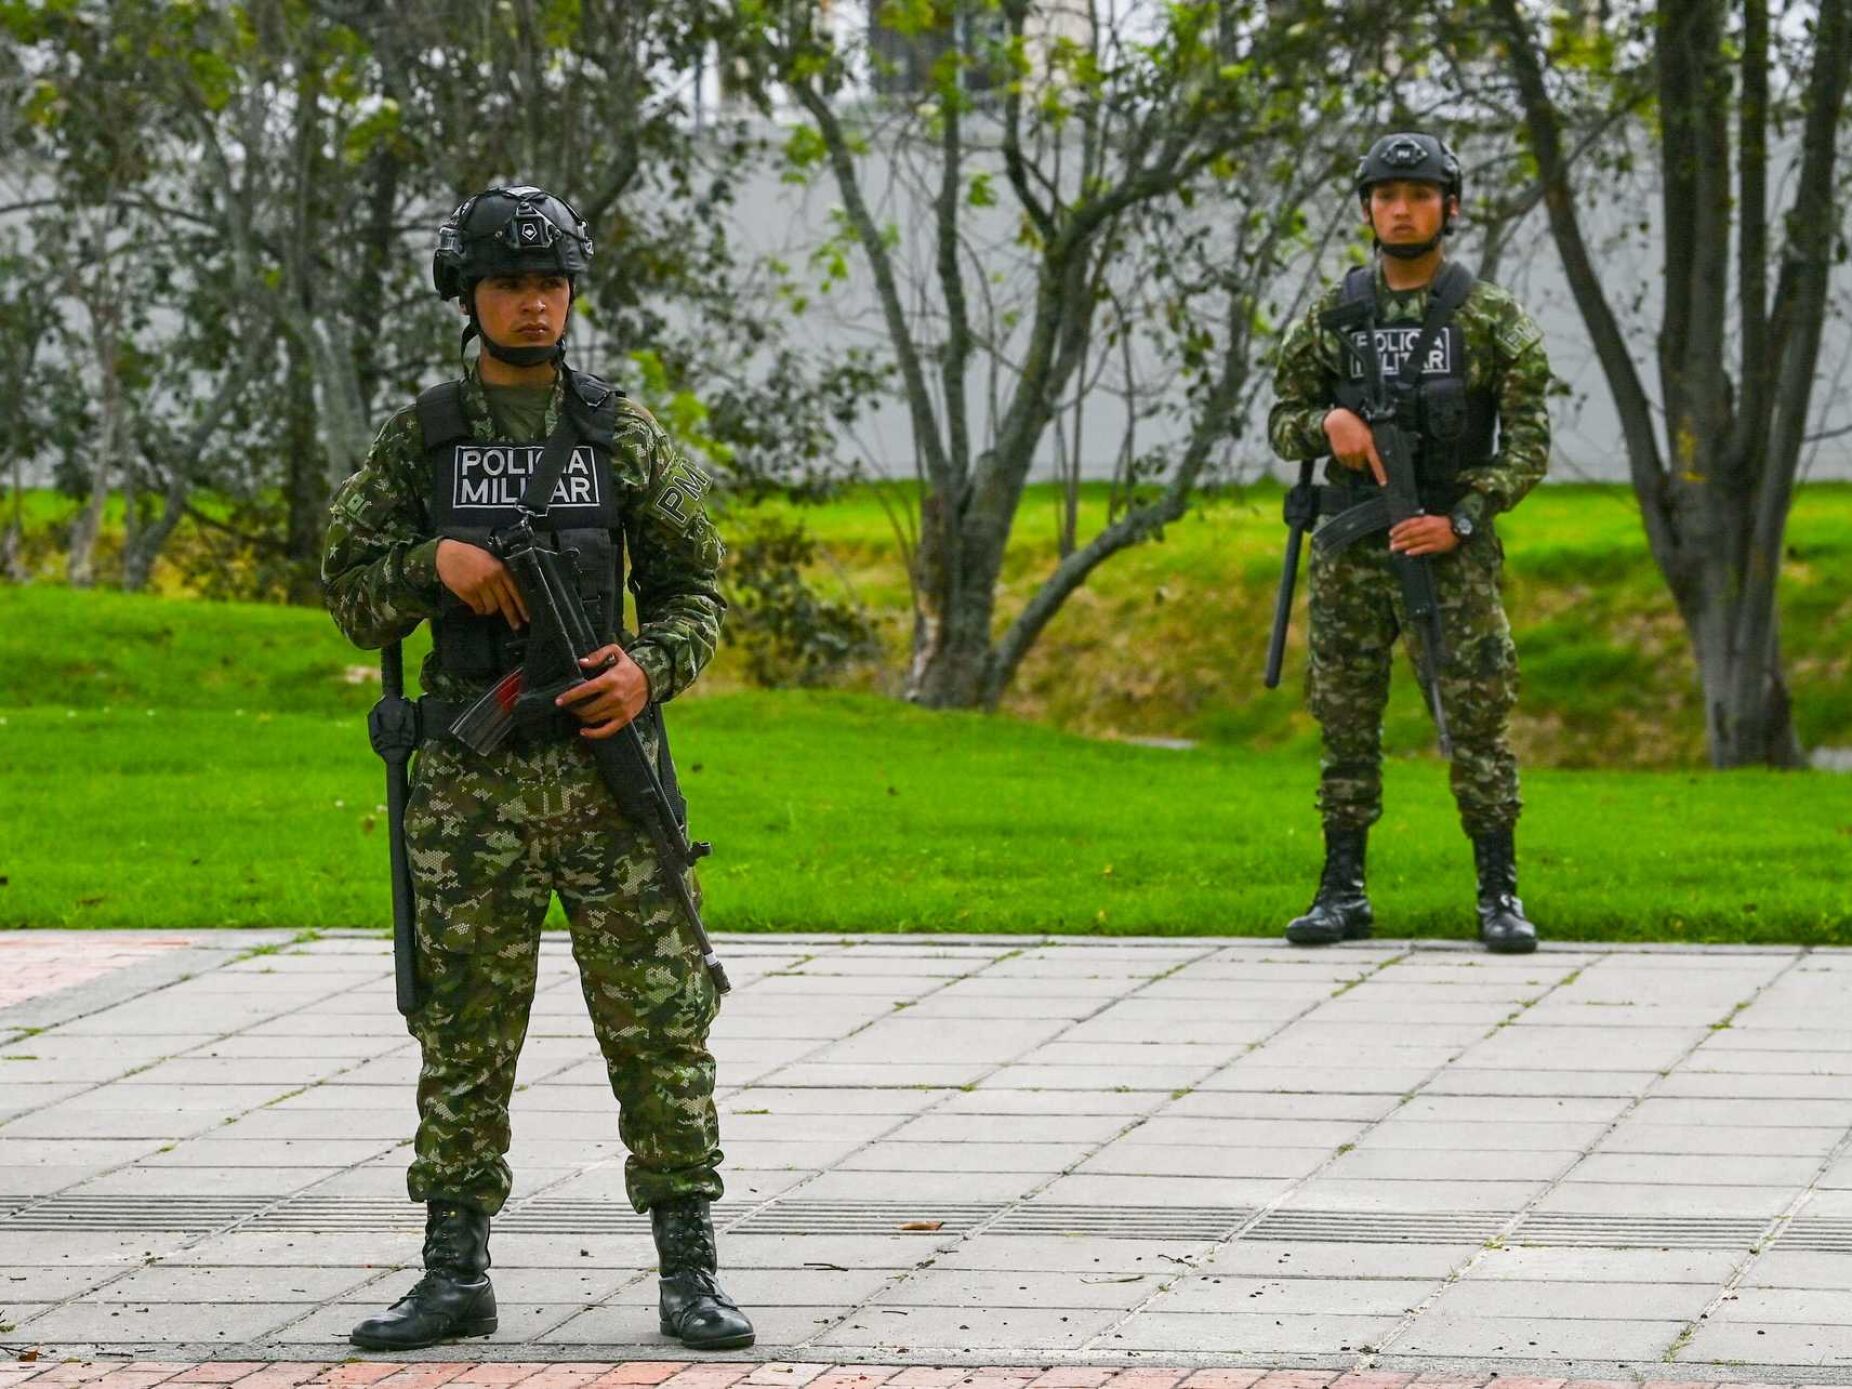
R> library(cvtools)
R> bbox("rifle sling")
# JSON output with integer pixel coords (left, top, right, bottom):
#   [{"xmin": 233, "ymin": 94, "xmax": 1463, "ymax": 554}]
[{"xmin": 517, "ymin": 370, "xmax": 593, "ymax": 518}]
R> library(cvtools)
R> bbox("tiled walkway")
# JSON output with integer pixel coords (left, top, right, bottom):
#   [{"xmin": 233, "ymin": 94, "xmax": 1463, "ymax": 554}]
[
  {"xmin": 7, "ymin": 933, "xmax": 1852, "ymax": 1378},
  {"xmin": 0, "ymin": 1369, "xmax": 1838, "ymax": 1389}
]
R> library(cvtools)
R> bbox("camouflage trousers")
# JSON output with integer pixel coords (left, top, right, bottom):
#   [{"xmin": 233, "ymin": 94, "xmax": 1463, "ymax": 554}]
[
  {"xmin": 402, "ymin": 729, "xmax": 722, "ymax": 1217},
  {"xmin": 1306, "ymin": 528, "xmax": 1521, "ymax": 836}
]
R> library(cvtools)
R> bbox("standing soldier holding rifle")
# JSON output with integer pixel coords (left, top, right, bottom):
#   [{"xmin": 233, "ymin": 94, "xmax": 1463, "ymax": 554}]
[
  {"xmin": 321, "ymin": 185, "xmax": 753, "ymax": 1351},
  {"xmin": 1265, "ymin": 133, "xmax": 1553, "ymax": 954}
]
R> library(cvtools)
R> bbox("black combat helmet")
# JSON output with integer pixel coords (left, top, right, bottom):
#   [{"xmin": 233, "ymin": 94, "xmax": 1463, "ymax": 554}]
[
  {"xmin": 433, "ymin": 185, "xmax": 593, "ymax": 364},
  {"xmin": 1353, "ymin": 133, "xmax": 1463, "ymax": 259}
]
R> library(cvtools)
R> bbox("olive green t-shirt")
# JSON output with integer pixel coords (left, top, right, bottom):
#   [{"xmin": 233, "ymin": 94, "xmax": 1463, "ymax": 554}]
[{"xmin": 483, "ymin": 384, "xmax": 553, "ymax": 443}]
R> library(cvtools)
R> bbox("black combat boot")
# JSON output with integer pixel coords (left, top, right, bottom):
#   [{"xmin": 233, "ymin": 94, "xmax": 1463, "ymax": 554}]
[
  {"xmin": 652, "ymin": 1195, "xmax": 755, "ymax": 1351},
  {"xmin": 1473, "ymin": 829, "xmax": 1538, "ymax": 955},
  {"xmin": 350, "ymin": 1201, "xmax": 497, "ymax": 1350},
  {"xmin": 1285, "ymin": 828, "xmax": 1374, "ymax": 946}
]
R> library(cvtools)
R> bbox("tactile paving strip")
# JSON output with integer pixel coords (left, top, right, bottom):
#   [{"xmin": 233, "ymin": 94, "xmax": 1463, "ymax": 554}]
[{"xmin": 1511, "ymin": 1211, "xmax": 1776, "ymax": 1249}]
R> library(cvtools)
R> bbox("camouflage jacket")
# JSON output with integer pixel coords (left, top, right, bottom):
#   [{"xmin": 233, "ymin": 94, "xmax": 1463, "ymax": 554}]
[
  {"xmin": 321, "ymin": 361, "xmax": 726, "ymax": 704},
  {"xmin": 1267, "ymin": 257, "xmax": 1553, "ymax": 525}
]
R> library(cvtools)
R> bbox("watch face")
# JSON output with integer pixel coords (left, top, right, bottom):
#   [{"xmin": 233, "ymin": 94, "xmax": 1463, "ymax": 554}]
[{"xmin": 1452, "ymin": 515, "xmax": 1474, "ymax": 538}]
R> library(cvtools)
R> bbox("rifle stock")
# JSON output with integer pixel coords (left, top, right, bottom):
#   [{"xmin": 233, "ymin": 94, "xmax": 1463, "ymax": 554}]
[{"xmin": 368, "ymin": 641, "xmax": 422, "ymax": 1016}]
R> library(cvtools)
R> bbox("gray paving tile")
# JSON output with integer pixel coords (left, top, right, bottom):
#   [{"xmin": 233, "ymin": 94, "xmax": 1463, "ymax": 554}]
[
  {"xmin": 721, "ymin": 1234, "xmax": 957, "ymax": 1269},
  {"xmin": 1103, "ymin": 1310, "xmax": 1402, "ymax": 1354},
  {"xmin": 536, "ymin": 1298, "xmax": 843, "ymax": 1346},
  {"xmin": 1714, "ymin": 1287, "xmax": 1852, "ymax": 1325},
  {"xmin": 933, "ymin": 1089, "xmax": 1160, "ymax": 1118},
  {"xmin": 1280, "ymin": 1177, "xmax": 1545, "ymax": 1211},
  {"xmin": 978, "ymin": 1063, "xmax": 1220, "ymax": 1091},
  {"xmin": 0, "ymin": 1265, "xmax": 124, "ymax": 1301},
  {"xmin": 1195, "ymin": 1065, "xmax": 1438, "ymax": 1094},
  {"xmin": 1320, "ymin": 1147, "xmax": 1579, "ymax": 1183},
  {"xmin": 1387, "ymin": 1312, "xmax": 1687, "ymax": 1358},
  {"xmin": 1658, "ymin": 1072, "xmax": 1852, "ymax": 1100},
  {"xmin": 1741, "ymin": 1250, "xmax": 1852, "ymax": 1288},
  {"xmin": 1355, "ymin": 1119, "xmax": 1610, "ymax": 1151},
  {"xmin": 0, "ymin": 1138, "xmax": 169, "ymax": 1168},
  {"xmin": 1421, "ymin": 1277, "xmax": 1717, "ymax": 1320},
  {"xmin": 791, "ymin": 1168, "xmax": 1045, "ymax": 1202},
  {"xmin": 1466, "ymin": 1246, "xmax": 1743, "ymax": 1282},
  {"xmin": 884, "ymin": 1113, "xmax": 1130, "ymax": 1144},
  {"xmin": 273, "ymin": 1299, "xmax": 576, "ymax": 1347},
  {"xmin": 1074, "ymin": 1143, "xmax": 1329, "ymax": 1181},
  {"xmin": 935, "ymin": 1234, "xmax": 1211, "ymax": 1274},
  {"xmin": 815, "ymin": 1302, "xmax": 1123, "ymax": 1351},
  {"xmin": 1198, "ymin": 1241, "xmax": 1476, "ymax": 1279},
  {"xmin": 19, "ymin": 1298, "xmax": 321, "ymax": 1344},
  {"xmin": 723, "ymin": 1087, "xmax": 950, "ymax": 1116},
  {"xmin": 1148, "ymin": 1274, "xmax": 1438, "ymax": 1316},
  {"xmin": 837, "ymin": 1141, "xmax": 1093, "ymax": 1173},
  {"xmin": 67, "ymin": 1165, "xmax": 336, "ymax": 1196},
  {"xmin": 1677, "ymin": 1320, "xmax": 1852, "ymax": 1365},
  {"xmin": 1, "ymin": 1109, "xmax": 237, "ymax": 1140},
  {"xmin": 869, "ymin": 1267, "xmax": 1162, "ymax": 1309},
  {"xmin": 1418, "ymin": 1069, "xmax": 1659, "ymax": 1098},
  {"xmin": 87, "ymin": 1264, "xmax": 380, "ymax": 1304},
  {"xmin": 1396, "ymin": 1094, "xmax": 1632, "ymax": 1123},
  {"xmin": 1596, "ymin": 1123, "xmax": 1846, "ymax": 1157},
  {"xmin": 1034, "ymin": 1172, "xmax": 1293, "ymax": 1207},
  {"xmin": 137, "ymin": 1138, "xmax": 400, "ymax": 1167},
  {"xmin": 1534, "ymin": 1180, "xmax": 1794, "ymax": 1216},
  {"xmin": 1162, "ymin": 1091, "xmax": 1400, "ymax": 1122},
  {"xmin": 1564, "ymin": 1152, "xmax": 1820, "ymax": 1186}
]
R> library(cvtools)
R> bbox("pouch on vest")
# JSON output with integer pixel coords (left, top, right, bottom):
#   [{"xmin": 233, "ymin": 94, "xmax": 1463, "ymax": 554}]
[{"xmin": 1420, "ymin": 376, "xmax": 1468, "ymax": 443}]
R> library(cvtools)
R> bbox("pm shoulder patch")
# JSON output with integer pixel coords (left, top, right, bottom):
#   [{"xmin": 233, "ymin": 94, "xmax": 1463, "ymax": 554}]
[
  {"xmin": 1496, "ymin": 314, "xmax": 1544, "ymax": 359},
  {"xmin": 647, "ymin": 456, "xmax": 713, "ymax": 532}
]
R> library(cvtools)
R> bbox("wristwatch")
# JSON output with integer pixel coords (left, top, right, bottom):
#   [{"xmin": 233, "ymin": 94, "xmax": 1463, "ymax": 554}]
[{"xmin": 1449, "ymin": 510, "xmax": 1475, "ymax": 541}]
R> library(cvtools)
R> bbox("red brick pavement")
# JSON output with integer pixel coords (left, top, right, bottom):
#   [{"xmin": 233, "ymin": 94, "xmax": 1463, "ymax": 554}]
[
  {"xmin": 0, "ymin": 1368, "xmax": 1842, "ymax": 1389},
  {"xmin": 0, "ymin": 934, "xmax": 197, "ymax": 1009}
]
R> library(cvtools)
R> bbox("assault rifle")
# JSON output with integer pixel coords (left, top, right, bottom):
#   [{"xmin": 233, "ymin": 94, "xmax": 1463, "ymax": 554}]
[
  {"xmin": 447, "ymin": 519, "xmax": 732, "ymax": 995},
  {"xmin": 1314, "ymin": 297, "xmax": 1454, "ymax": 758}
]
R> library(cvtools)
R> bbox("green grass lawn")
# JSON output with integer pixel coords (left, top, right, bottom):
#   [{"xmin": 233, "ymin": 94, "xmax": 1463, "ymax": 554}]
[
  {"xmin": 2, "ymin": 587, "xmax": 1847, "ymax": 940},
  {"xmin": 18, "ymin": 481, "xmax": 1852, "ymax": 767}
]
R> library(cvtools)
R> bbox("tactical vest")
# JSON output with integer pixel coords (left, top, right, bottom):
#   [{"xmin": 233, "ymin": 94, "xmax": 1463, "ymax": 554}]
[
  {"xmin": 419, "ymin": 372, "xmax": 626, "ymax": 685},
  {"xmin": 1328, "ymin": 263, "xmax": 1498, "ymax": 511}
]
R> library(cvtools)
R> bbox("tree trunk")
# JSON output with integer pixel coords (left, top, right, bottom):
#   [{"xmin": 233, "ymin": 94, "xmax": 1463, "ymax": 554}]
[
  {"xmin": 1694, "ymin": 618, "xmax": 1802, "ymax": 767},
  {"xmin": 120, "ymin": 466, "xmax": 189, "ymax": 593},
  {"xmin": 2, "ymin": 457, "xmax": 25, "ymax": 583},
  {"xmin": 905, "ymin": 490, "xmax": 997, "ymax": 706},
  {"xmin": 1489, "ymin": 0, "xmax": 1846, "ymax": 768},
  {"xmin": 67, "ymin": 296, "xmax": 124, "ymax": 588},
  {"xmin": 283, "ymin": 335, "xmax": 325, "ymax": 603}
]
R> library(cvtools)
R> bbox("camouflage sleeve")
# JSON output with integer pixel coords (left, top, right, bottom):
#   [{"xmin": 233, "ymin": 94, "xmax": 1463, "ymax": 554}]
[
  {"xmin": 1457, "ymin": 300, "xmax": 1552, "ymax": 522},
  {"xmin": 320, "ymin": 409, "xmax": 445, "ymax": 649},
  {"xmin": 1267, "ymin": 295, "xmax": 1341, "ymax": 461},
  {"xmin": 617, "ymin": 403, "xmax": 726, "ymax": 703}
]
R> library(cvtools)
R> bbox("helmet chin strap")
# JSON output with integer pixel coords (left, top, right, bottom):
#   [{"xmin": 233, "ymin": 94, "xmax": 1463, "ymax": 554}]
[
  {"xmin": 1378, "ymin": 230, "xmax": 1447, "ymax": 260},
  {"xmin": 1371, "ymin": 200, "xmax": 1454, "ymax": 262}
]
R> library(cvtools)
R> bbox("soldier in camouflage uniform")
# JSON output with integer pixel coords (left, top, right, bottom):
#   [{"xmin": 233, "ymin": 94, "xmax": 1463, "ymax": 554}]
[
  {"xmin": 1267, "ymin": 133, "xmax": 1553, "ymax": 954},
  {"xmin": 322, "ymin": 186, "xmax": 753, "ymax": 1351}
]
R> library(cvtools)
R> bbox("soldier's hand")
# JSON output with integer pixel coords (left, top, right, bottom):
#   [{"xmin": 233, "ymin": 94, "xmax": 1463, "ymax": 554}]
[
  {"xmin": 1390, "ymin": 515, "xmax": 1460, "ymax": 557},
  {"xmin": 557, "ymin": 644, "xmax": 649, "ymax": 739},
  {"xmin": 436, "ymin": 539, "xmax": 529, "ymax": 629},
  {"xmin": 1323, "ymin": 409, "xmax": 1388, "ymax": 486}
]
